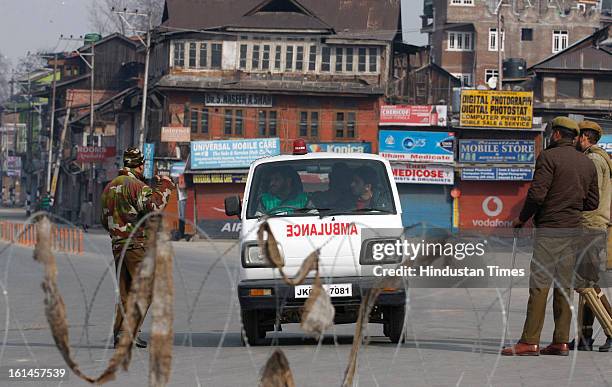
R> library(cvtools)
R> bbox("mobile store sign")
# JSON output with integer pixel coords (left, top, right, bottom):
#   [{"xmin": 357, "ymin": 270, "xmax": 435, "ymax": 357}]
[
  {"xmin": 461, "ymin": 167, "xmax": 533, "ymax": 181},
  {"xmin": 379, "ymin": 130, "xmax": 455, "ymax": 163},
  {"xmin": 599, "ymin": 134, "xmax": 612, "ymax": 154},
  {"xmin": 380, "ymin": 105, "xmax": 448, "ymax": 127},
  {"xmin": 190, "ymin": 138, "xmax": 280, "ymax": 169},
  {"xmin": 392, "ymin": 163, "xmax": 454, "ymax": 185},
  {"xmin": 459, "ymin": 90, "xmax": 533, "ymax": 129},
  {"xmin": 458, "ymin": 140, "xmax": 535, "ymax": 164}
]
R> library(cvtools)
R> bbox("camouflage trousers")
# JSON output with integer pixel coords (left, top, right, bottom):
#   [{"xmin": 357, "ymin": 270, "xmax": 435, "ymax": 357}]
[{"xmin": 112, "ymin": 247, "xmax": 151, "ymax": 337}]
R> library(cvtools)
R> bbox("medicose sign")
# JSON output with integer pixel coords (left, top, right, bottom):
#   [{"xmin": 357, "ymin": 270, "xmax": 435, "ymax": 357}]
[{"xmin": 459, "ymin": 90, "xmax": 533, "ymax": 129}]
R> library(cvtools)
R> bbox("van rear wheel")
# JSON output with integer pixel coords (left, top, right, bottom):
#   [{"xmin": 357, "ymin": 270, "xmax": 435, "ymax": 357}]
[
  {"xmin": 241, "ymin": 310, "xmax": 266, "ymax": 346},
  {"xmin": 384, "ymin": 305, "xmax": 406, "ymax": 344}
]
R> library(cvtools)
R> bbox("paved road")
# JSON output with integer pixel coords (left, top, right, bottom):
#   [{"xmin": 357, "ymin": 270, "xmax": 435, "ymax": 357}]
[{"xmin": 0, "ymin": 208, "xmax": 611, "ymax": 386}]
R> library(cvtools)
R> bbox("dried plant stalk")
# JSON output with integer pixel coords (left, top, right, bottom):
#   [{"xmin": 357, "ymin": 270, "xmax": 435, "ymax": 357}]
[
  {"xmin": 149, "ymin": 222, "xmax": 174, "ymax": 387},
  {"xmin": 33, "ymin": 216, "xmax": 166, "ymax": 385},
  {"xmin": 300, "ymin": 273, "xmax": 334, "ymax": 339},
  {"xmin": 258, "ymin": 349, "xmax": 296, "ymax": 387}
]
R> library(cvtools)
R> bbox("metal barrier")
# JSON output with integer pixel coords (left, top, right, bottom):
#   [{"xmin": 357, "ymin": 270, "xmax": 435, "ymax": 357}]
[{"xmin": 0, "ymin": 221, "xmax": 83, "ymax": 255}]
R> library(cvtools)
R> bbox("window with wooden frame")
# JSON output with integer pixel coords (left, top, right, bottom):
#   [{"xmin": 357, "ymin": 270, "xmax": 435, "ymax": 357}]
[
  {"xmin": 308, "ymin": 45, "xmax": 317, "ymax": 71},
  {"xmin": 345, "ymin": 47, "xmax": 354, "ymax": 72},
  {"xmin": 299, "ymin": 111, "xmax": 319, "ymax": 138},
  {"xmin": 173, "ymin": 41, "xmax": 185, "ymax": 67},
  {"xmin": 321, "ymin": 47, "xmax": 331, "ymax": 72},
  {"xmin": 258, "ymin": 110, "xmax": 278, "ymax": 136},
  {"xmin": 224, "ymin": 109, "xmax": 243, "ymax": 135},
  {"xmin": 239, "ymin": 44, "xmax": 248, "ymax": 69},
  {"xmin": 199, "ymin": 43, "xmax": 208, "ymax": 68},
  {"xmin": 334, "ymin": 112, "xmax": 356, "ymax": 138},
  {"xmin": 189, "ymin": 107, "xmax": 209, "ymax": 134},
  {"xmin": 189, "ymin": 42, "xmax": 197, "ymax": 67},
  {"xmin": 358, "ymin": 48, "xmax": 367, "ymax": 72},
  {"xmin": 335, "ymin": 48, "xmax": 344, "ymax": 72},
  {"xmin": 262, "ymin": 45, "xmax": 271, "ymax": 70},
  {"xmin": 211, "ymin": 43, "xmax": 222, "ymax": 68}
]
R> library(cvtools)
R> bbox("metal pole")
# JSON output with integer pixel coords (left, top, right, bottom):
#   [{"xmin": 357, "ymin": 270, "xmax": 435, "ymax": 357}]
[
  {"xmin": 138, "ymin": 14, "xmax": 152, "ymax": 150},
  {"xmin": 90, "ymin": 43, "xmax": 95, "ymax": 142},
  {"xmin": 46, "ymin": 54, "xmax": 58, "ymax": 193},
  {"xmin": 497, "ymin": 10, "xmax": 503, "ymax": 90}
]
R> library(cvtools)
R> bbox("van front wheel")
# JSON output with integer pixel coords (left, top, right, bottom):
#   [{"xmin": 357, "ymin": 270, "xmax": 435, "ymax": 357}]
[
  {"xmin": 241, "ymin": 310, "xmax": 266, "ymax": 346},
  {"xmin": 384, "ymin": 305, "xmax": 406, "ymax": 344}
]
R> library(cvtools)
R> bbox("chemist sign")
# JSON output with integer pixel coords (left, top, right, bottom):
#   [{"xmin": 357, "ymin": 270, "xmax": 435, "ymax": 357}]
[
  {"xmin": 190, "ymin": 138, "xmax": 280, "ymax": 169},
  {"xmin": 459, "ymin": 90, "xmax": 533, "ymax": 129}
]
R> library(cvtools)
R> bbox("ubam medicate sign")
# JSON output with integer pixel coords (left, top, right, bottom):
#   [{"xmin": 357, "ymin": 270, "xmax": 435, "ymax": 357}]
[{"xmin": 459, "ymin": 90, "xmax": 533, "ymax": 129}]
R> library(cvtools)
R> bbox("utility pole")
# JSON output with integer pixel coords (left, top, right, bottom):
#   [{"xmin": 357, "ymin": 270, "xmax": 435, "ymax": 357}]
[
  {"xmin": 60, "ymin": 35, "xmax": 96, "ymax": 143},
  {"xmin": 112, "ymin": 7, "xmax": 152, "ymax": 150},
  {"xmin": 495, "ymin": 0, "xmax": 504, "ymax": 91},
  {"xmin": 46, "ymin": 54, "xmax": 58, "ymax": 194}
]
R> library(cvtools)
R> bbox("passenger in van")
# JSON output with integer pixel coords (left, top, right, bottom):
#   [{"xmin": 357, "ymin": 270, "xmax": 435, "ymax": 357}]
[
  {"xmin": 258, "ymin": 166, "xmax": 309, "ymax": 214},
  {"xmin": 311, "ymin": 162, "xmax": 355, "ymax": 210},
  {"xmin": 350, "ymin": 166, "xmax": 388, "ymax": 210}
]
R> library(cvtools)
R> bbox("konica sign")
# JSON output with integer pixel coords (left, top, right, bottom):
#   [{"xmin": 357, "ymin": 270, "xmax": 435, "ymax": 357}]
[
  {"xmin": 379, "ymin": 130, "xmax": 455, "ymax": 163},
  {"xmin": 307, "ymin": 142, "xmax": 372, "ymax": 153}
]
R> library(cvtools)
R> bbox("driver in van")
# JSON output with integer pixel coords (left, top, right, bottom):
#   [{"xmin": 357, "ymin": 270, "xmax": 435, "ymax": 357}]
[{"xmin": 258, "ymin": 166, "xmax": 309, "ymax": 214}]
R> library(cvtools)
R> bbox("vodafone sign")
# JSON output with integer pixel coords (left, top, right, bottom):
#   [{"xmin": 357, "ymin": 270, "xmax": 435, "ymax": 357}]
[
  {"xmin": 459, "ymin": 182, "xmax": 530, "ymax": 228},
  {"xmin": 392, "ymin": 163, "xmax": 454, "ymax": 185}
]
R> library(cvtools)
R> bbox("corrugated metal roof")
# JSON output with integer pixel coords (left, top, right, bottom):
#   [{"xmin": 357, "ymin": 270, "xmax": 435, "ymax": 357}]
[
  {"xmin": 156, "ymin": 74, "xmax": 384, "ymax": 95},
  {"xmin": 162, "ymin": 0, "xmax": 401, "ymax": 41}
]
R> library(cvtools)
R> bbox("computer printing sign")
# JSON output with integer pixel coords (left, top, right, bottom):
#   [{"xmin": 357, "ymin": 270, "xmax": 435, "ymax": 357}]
[
  {"xmin": 378, "ymin": 130, "xmax": 455, "ymax": 163},
  {"xmin": 190, "ymin": 138, "xmax": 280, "ymax": 169}
]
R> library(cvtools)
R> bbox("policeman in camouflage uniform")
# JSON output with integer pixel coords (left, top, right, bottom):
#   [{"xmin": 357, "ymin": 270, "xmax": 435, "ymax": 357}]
[{"xmin": 101, "ymin": 147, "xmax": 175, "ymax": 348}]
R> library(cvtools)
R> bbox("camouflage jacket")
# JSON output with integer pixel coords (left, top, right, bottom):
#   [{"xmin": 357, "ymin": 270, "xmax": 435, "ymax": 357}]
[{"xmin": 101, "ymin": 168, "xmax": 174, "ymax": 251}]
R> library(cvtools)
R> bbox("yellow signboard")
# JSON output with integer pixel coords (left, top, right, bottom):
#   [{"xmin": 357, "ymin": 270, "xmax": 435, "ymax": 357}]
[
  {"xmin": 193, "ymin": 174, "xmax": 247, "ymax": 184},
  {"xmin": 459, "ymin": 90, "xmax": 534, "ymax": 129}
]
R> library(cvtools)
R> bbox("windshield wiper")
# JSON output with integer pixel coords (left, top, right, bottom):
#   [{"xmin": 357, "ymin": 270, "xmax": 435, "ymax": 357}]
[
  {"xmin": 319, "ymin": 208, "xmax": 393, "ymax": 218},
  {"xmin": 263, "ymin": 207, "xmax": 330, "ymax": 218}
]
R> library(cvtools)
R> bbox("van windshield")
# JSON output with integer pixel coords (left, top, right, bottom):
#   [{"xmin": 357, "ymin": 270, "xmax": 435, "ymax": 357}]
[{"xmin": 246, "ymin": 159, "xmax": 396, "ymax": 219}]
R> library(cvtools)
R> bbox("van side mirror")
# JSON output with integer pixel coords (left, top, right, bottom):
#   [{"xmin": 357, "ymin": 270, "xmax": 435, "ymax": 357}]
[{"xmin": 225, "ymin": 196, "xmax": 242, "ymax": 218}]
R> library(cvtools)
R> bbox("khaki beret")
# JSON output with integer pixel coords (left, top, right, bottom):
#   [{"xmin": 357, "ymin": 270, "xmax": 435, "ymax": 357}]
[
  {"xmin": 579, "ymin": 120, "xmax": 603, "ymax": 136},
  {"xmin": 551, "ymin": 116, "xmax": 579, "ymax": 134}
]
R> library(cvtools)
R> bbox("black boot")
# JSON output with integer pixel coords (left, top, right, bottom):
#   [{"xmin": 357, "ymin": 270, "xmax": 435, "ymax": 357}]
[
  {"xmin": 599, "ymin": 338, "xmax": 612, "ymax": 352},
  {"xmin": 569, "ymin": 337, "xmax": 593, "ymax": 351},
  {"xmin": 114, "ymin": 332, "xmax": 148, "ymax": 348}
]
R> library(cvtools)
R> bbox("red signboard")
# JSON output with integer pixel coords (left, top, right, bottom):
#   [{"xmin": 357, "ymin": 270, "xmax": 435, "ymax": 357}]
[
  {"xmin": 380, "ymin": 105, "xmax": 448, "ymax": 127},
  {"xmin": 76, "ymin": 146, "xmax": 116, "ymax": 163},
  {"xmin": 458, "ymin": 182, "xmax": 530, "ymax": 229}
]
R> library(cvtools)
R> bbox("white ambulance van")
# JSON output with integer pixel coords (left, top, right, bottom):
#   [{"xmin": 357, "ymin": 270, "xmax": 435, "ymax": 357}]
[{"xmin": 224, "ymin": 141, "xmax": 406, "ymax": 345}]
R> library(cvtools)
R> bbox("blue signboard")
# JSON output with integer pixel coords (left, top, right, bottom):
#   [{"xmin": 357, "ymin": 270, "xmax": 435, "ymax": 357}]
[
  {"xmin": 459, "ymin": 140, "xmax": 535, "ymax": 164},
  {"xmin": 307, "ymin": 142, "xmax": 372, "ymax": 153},
  {"xmin": 143, "ymin": 143, "xmax": 155, "ymax": 179},
  {"xmin": 461, "ymin": 167, "xmax": 533, "ymax": 181},
  {"xmin": 190, "ymin": 138, "xmax": 280, "ymax": 170},
  {"xmin": 599, "ymin": 134, "xmax": 612, "ymax": 154},
  {"xmin": 170, "ymin": 161, "xmax": 186, "ymax": 177},
  {"xmin": 379, "ymin": 130, "xmax": 455, "ymax": 163}
]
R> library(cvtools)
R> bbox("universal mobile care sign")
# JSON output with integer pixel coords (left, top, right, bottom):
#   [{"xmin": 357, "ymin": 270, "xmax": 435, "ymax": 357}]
[
  {"xmin": 459, "ymin": 90, "xmax": 533, "ymax": 129},
  {"xmin": 190, "ymin": 138, "xmax": 280, "ymax": 169}
]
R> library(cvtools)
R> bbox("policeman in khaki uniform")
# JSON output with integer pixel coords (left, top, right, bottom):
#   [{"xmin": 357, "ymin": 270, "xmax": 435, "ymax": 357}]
[
  {"xmin": 101, "ymin": 147, "xmax": 175, "ymax": 348},
  {"xmin": 503, "ymin": 117, "xmax": 599, "ymax": 356},
  {"xmin": 572, "ymin": 120, "xmax": 612, "ymax": 352}
]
